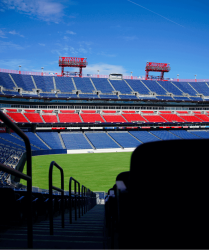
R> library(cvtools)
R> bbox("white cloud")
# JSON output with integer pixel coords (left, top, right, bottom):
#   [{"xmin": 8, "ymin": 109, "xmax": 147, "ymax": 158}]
[
  {"xmin": 97, "ymin": 51, "xmax": 116, "ymax": 57},
  {"xmin": 0, "ymin": 41, "xmax": 23, "ymax": 52},
  {"xmin": 1, "ymin": 0, "xmax": 67, "ymax": 22},
  {"xmin": 9, "ymin": 30, "xmax": 24, "ymax": 37},
  {"xmin": 0, "ymin": 58, "xmax": 30, "ymax": 70},
  {"xmin": 52, "ymin": 42, "xmax": 91, "ymax": 56},
  {"xmin": 83, "ymin": 63, "xmax": 128, "ymax": 75},
  {"xmin": 38, "ymin": 43, "xmax": 45, "ymax": 46},
  {"xmin": 66, "ymin": 30, "xmax": 76, "ymax": 35},
  {"xmin": 0, "ymin": 29, "xmax": 7, "ymax": 38}
]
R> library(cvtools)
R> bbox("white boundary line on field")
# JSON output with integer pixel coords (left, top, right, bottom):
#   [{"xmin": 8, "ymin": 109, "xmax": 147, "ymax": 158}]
[{"xmin": 67, "ymin": 148, "xmax": 135, "ymax": 154}]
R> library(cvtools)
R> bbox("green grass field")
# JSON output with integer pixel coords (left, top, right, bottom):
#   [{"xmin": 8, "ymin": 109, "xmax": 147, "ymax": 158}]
[{"xmin": 20, "ymin": 152, "xmax": 132, "ymax": 193}]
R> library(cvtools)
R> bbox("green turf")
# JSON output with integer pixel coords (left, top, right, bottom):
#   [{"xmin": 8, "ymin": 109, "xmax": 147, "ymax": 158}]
[{"xmin": 20, "ymin": 152, "xmax": 132, "ymax": 192}]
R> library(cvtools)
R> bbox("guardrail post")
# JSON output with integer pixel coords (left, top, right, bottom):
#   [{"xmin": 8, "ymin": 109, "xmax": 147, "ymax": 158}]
[
  {"xmin": 69, "ymin": 177, "xmax": 81, "ymax": 224},
  {"xmin": 49, "ymin": 161, "xmax": 64, "ymax": 235}
]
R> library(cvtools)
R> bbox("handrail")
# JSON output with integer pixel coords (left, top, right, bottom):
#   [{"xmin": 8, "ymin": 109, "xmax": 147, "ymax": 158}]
[
  {"xmin": 69, "ymin": 177, "xmax": 80, "ymax": 224},
  {"xmin": 81, "ymin": 186, "xmax": 96, "ymax": 214},
  {"xmin": 0, "ymin": 110, "xmax": 33, "ymax": 248},
  {"xmin": 81, "ymin": 185, "xmax": 88, "ymax": 216},
  {"xmin": 49, "ymin": 161, "xmax": 64, "ymax": 235}
]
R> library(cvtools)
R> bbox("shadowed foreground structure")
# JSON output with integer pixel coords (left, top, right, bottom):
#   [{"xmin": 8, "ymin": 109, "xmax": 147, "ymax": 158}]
[{"xmin": 105, "ymin": 139, "xmax": 209, "ymax": 249}]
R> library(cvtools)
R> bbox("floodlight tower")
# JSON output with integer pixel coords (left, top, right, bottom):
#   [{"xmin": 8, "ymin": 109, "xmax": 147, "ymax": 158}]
[
  {"xmin": 58, "ymin": 57, "xmax": 88, "ymax": 77},
  {"xmin": 145, "ymin": 62, "xmax": 171, "ymax": 80}
]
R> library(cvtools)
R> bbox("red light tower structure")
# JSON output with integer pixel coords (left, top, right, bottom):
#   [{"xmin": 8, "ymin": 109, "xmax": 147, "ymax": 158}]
[
  {"xmin": 145, "ymin": 62, "xmax": 170, "ymax": 80},
  {"xmin": 58, "ymin": 57, "xmax": 88, "ymax": 77}
]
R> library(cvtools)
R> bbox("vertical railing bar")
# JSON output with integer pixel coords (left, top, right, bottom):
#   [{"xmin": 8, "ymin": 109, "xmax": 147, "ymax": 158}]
[
  {"xmin": 75, "ymin": 180, "xmax": 77, "ymax": 221},
  {"xmin": 0, "ymin": 111, "xmax": 33, "ymax": 249},
  {"xmin": 49, "ymin": 164, "xmax": 53, "ymax": 235},
  {"xmin": 49, "ymin": 161, "xmax": 64, "ymax": 235},
  {"xmin": 81, "ymin": 185, "xmax": 84, "ymax": 216},
  {"xmin": 78, "ymin": 183, "xmax": 80, "ymax": 218},
  {"xmin": 69, "ymin": 177, "xmax": 72, "ymax": 224},
  {"xmin": 61, "ymin": 167, "xmax": 64, "ymax": 229},
  {"xmin": 69, "ymin": 177, "xmax": 81, "ymax": 224}
]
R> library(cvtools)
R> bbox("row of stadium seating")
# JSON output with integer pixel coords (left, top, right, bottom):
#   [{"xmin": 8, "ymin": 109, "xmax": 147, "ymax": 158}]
[
  {"xmin": 2, "ymin": 109, "xmax": 209, "ymax": 123},
  {"xmin": 0, "ymin": 144, "xmax": 24, "ymax": 186},
  {"xmin": 1, "ymin": 129, "xmax": 209, "ymax": 184},
  {"xmin": 0, "ymin": 129, "xmax": 209, "ymax": 152},
  {"xmin": 0, "ymin": 72, "xmax": 208, "ymax": 101}
]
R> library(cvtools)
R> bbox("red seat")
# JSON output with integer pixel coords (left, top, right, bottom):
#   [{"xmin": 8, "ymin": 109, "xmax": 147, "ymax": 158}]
[
  {"xmin": 102, "ymin": 115, "xmax": 126, "ymax": 122},
  {"xmin": 25, "ymin": 113, "xmax": 44, "ymax": 123},
  {"xmin": 142, "ymin": 115, "xmax": 167, "ymax": 123},
  {"xmin": 102, "ymin": 110, "xmax": 116, "ymax": 113},
  {"xmin": 160, "ymin": 114, "xmax": 186, "ymax": 122},
  {"xmin": 6, "ymin": 112, "xmax": 28, "ymax": 123},
  {"xmin": 194, "ymin": 115, "xmax": 209, "ymax": 122},
  {"xmin": 60, "ymin": 110, "xmax": 75, "ymax": 113},
  {"xmin": 42, "ymin": 115, "xmax": 58, "ymax": 123},
  {"xmin": 179, "ymin": 115, "xmax": 203, "ymax": 122},
  {"xmin": 122, "ymin": 114, "xmax": 147, "ymax": 122},
  {"xmin": 81, "ymin": 110, "xmax": 96, "ymax": 113},
  {"xmin": 81, "ymin": 114, "xmax": 104, "ymax": 122},
  {"xmin": 58, "ymin": 114, "xmax": 82, "ymax": 123}
]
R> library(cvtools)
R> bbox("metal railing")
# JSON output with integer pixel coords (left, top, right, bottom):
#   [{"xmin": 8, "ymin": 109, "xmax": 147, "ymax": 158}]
[
  {"xmin": 49, "ymin": 161, "xmax": 64, "ymax": 235},
  {"xmin": 0, "ymin": 110, "xmax": 33, "ymax": 248},
  {"xmin": 81, "ymin": 185, "xmax": 88, "ymax": 215},
  {"xmin": 81, "ymin": 186, "xmax": 96, "ymax": 214},
  {"xmin": 69, "ymin": 177, "xmax": 80, "ymax": 224}
]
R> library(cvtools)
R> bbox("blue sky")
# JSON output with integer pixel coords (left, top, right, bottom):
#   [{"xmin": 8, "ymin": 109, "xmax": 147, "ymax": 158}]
[{"xmin": 0, "ymin": 0, "xmax": 209, "ymax": 79}]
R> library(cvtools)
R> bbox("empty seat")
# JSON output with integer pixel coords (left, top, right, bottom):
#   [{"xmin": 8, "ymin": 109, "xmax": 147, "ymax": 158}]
[
  {"xmin": 42, "ymin": 115, "xmax": 58, "ymax": 123},
  {"xmin": 24, "ymin": 113, "xmax": 44, "ymax": 123},
  {"xmin": 58, "ymin": 113, "xmax": 82, "ymax": 123},
  {"xmin": 102, "ymin": 115, "xmax": 126, "ymax": 123},
  {"xmin": 6, "ymin": 112, "xmax": 28, "ymax": 123},
  {"xmin": 81, "ymin": 114, "xmax": 104, "ymax": 123},
  {"xmin": 85, "ymin": 132, "xmax": 120, "ymax": 149},
  {"xmin": 61, "ymin": 132, "xmax": 92, "ymax": 150},
  {"xmin": 108, "ymin": 132, "xmax": 141, "ymax": 148}
]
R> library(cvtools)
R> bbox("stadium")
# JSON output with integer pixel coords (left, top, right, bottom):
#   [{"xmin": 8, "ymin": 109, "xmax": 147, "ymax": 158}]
[
  {"xmin": 0, "ymin": 57, "xmax": 209, "ymax": 248},
  {"xmin": 1, "ymin": 0, "xmax": 209, "ymax": 248}
]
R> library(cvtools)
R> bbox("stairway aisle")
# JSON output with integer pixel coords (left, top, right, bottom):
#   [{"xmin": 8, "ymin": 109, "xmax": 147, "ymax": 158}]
[{"xmin": 0, "ymin": 205, "xmax": 108, "ymax": 249}]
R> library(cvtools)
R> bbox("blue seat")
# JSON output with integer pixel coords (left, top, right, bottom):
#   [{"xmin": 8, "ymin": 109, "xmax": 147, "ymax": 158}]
[
  {"xmin": 109, "ymin": 80, "xmax": 132, "ymax": 94},
  {"xmin": 85, "ymin": 132, "xmax": 120, "ymax": 149},
  {"xmin": 92, "ymin": 78, "xmax": 114, "ymax": 93},
  {"xmin": 55, "ymin": 77, "xmax": 76, "ymax": 92},
  {"xmin": 61, "ymin": 132, "xmax": 92, "ymax": 150},
  {"xmin": 11, "ymin": 74, "xmax": 35, "ymax": 91},
  {"xmin": 108, "ymin": 132, "xmax": 142, "ymax": 148},
  {"xmin": 36, "ymin": 132, "xmax": 63, "ymax": 149}
]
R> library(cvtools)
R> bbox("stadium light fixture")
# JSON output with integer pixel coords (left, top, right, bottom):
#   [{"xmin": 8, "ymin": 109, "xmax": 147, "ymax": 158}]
[
  {"xmin": 19, "ymin": 65, "xmax": 21, "ymax": 75},
  {"xmin": 41, "ymin": 67, "xmax": 44, "ymax": 76},
  {"xmin": 195, "ymin": 74, "xmax": 197, "ymax": 82},
  {"xmin": 177, "ymin": 74, "xmax": 179, "ymax": 82}
]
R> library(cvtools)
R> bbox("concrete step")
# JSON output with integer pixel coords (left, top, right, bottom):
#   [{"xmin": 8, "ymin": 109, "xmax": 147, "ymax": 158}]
[{"xmin": 0, "ymin": 204, "xmax": 106, "ymax": 249}]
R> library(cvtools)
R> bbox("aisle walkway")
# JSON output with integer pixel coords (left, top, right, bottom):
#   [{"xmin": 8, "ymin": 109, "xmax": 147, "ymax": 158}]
[{"xmin": 0, "ymin": 205, "xmax": 108, "ymax": 249}]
